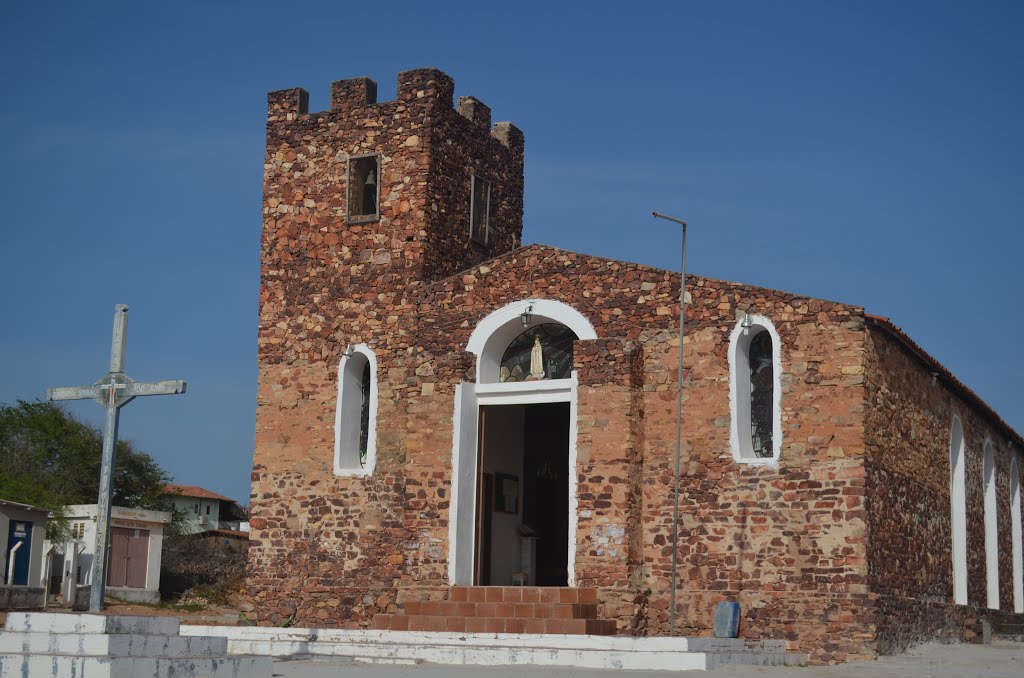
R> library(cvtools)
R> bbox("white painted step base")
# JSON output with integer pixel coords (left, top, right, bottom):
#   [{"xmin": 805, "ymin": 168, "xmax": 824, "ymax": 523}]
[
  {"xmin": 183, "ymin": 625, "xmax": 808, "ymax": 672},
  {"xmin": 0, "ymin": 654, "xmax": 269, "ymax": 678},
  {"xmin": 0, "ymin": 613, "xmax": 271, "ymax": 678}
]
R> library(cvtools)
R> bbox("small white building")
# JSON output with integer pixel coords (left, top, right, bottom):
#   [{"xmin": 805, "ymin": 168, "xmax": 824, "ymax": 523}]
[
  {"xmin": 56, "ymin": 504, "xmax": 171, "ymax": 604},
  {"xmin": 164, "ymin": 484, "xmax": 242, "ymax": 533},
  {"xmin": 1, "ymin": 499, "xmax": 50, "ymax": 610}
]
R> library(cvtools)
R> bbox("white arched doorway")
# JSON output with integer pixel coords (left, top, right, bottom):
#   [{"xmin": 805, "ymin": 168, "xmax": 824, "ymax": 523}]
[{"xmin": 449, "ymin": 299, "xmax": 596, "ymax": 586}]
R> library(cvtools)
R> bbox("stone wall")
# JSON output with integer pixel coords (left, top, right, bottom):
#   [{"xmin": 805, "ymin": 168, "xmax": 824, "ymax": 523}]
[
  {"xmin": 248, "ymin": 67, "xmax": 1022, "ymax": 665},
  {"xmin": 250, "ymin": 227, "xmax": 878, "ymax": 662},
  {"xmin": 251, "ymin": 67, "xmax": 520, "ymax": 625},
  {"xmin": 632, "ymin": 277, "xmax": 872, "ymax": 663},
  {"xmin": 863, "ymin": 319, "xmax": 1024, "ymax": 653}
]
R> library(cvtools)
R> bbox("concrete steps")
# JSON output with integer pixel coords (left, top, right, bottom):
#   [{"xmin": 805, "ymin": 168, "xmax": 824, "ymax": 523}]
[
  {"xmin": 0, "ymin": 612, "xmax": 271, "ymax": 678},
  {"xmin": 181, "ymin": 624, "xmax": 809, "ymax": 671},
  {"xmin": 373, "ymin": 586, "xmax": 616, "ymax": 635}
]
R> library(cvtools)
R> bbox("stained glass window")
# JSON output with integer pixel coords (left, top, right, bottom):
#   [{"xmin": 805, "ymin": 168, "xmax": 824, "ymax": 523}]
[
  {"xmin": 748, "ymin": 330, "xmax": 774, "ymax": 458},
  {"xmin": 499, "ymin": 323, "xmax": 577, "ymax": 382}
]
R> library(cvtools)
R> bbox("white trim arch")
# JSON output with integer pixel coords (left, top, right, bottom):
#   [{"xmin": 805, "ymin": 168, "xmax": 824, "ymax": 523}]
[
  {"xmin": 983, "ymin": 439, "xmax": 999, "ymax": 609},
  {"xmin": 1011, "ymin": 453, "xmax": 1023, "ymax": 613},
  {"xmin": 950, "ymin": 415, "xmax": 968, "ymax": 605},
  {"xmin": 449, "ymin": 298, "xmax": 596, "ymax": 587},
  {"xmin": 728, "ymin": 313, "xmax": 783, "ymax": 465},
  {"xmin": 334, "ymin": 344, "xmax": 378, "ymax": 476},
  {"xmin": 466, "ymin": 298, "xmax": 597, "ymax": 384}
]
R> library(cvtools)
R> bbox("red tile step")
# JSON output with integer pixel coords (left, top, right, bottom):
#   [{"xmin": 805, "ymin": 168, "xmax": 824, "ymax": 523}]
[{"xmin": 372, "ymin": 587, "xmax": 615, "ymax": 636}]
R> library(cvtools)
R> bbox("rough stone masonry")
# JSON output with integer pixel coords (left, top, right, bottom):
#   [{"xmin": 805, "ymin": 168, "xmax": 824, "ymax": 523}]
[{"xmin": 244, "ymin": 67, "xmax": 1024, "ymax": 664}]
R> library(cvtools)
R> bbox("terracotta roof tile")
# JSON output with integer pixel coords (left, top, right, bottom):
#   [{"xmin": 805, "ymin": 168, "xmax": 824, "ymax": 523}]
[{"xmin": 163, "ymin": 484, "xmax": 234, "ymax": 503}]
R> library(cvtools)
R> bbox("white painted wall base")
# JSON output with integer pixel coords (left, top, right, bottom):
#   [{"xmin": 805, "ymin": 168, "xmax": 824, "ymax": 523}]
[
  {"xmin": 181, "ymin": 625, "xmax": 808, "ymax": 671},
  {"xmin": 0, "ymin": 612, "xmax": 271, "ymax": 678}
]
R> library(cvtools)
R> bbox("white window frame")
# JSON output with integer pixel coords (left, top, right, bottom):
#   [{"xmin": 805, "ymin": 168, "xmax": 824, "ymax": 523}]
[
  {"xmin": 334, "ymin": 344, "xmax": 378, "ymax": 476},
  {"xmin": 1011, "ymin": 453, "xmax": 1023, "ymax": 613},
  {"xmin": 469, "ymin": 175, "xmax": 491, "ymax": 244},
  {"xmin": 728, "ymin": 314, "xmax": 783, "ymax": 465},
  {"xmin": 950, "ymin": 415, "xmax": 968, "ymax": 605},
  {"xmin": 983, "ymin": 439, "xmax": 999, "ymax": 609}
]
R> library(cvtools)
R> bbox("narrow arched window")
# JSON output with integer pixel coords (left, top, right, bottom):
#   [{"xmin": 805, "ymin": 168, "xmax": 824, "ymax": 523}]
[
  {"xmin": 358, "ymin": 360, "xmax": 371, "ymax": 460},
  {"xmin": 984, "ymin": 440, "xmax": 999, "ymax": 609},
  {"xmin": 1011, "ymin": 454, "xmax": 1023, "ymax": 613},
  {"xmin": 748, "ymin": 331, "xmax": 774, "ymax": 458},
  {"xmin": 729, "ymin": 314, "xmax": 782, "ymax": 463},
  {"xmin": 949, "ymin": 416, "xmax": 968, "ymax": 605},
  {"xmin": 335, "ymin": 345, "xmax": 377, "ymax": 475}
]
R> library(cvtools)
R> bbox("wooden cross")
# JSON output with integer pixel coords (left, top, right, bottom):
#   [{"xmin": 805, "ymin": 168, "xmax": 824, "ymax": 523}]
[{"xmin": 48, "ymin": 304, "xmax": 186, "ymax": 612}]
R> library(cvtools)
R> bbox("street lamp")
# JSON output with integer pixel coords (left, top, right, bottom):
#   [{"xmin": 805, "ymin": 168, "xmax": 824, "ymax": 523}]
[{"xmin": 652, "ymin": 211, "xmax": 688, "ymax": 637}]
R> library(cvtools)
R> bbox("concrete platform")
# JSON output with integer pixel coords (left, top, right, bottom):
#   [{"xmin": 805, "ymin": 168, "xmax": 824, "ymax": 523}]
[
  {"xmin": 0, "ymin": 612, "xmax": 271, "ymax": 678},
  {"xmin": 182, "ymin": 624, "xmax": 808, "ymax": 671}
]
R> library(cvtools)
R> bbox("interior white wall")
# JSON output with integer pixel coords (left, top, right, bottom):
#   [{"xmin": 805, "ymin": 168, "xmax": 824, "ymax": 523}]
[
  {"xmin": 949, "ymin": 416, "xmax": 968, "ymax": 605},
  {"xmin": 983, "ymin": 440, "xmax": 999, "ymax": 609},
  {"xmin": 482, "ymin": 405, "xmax": 525, "ymax": 586},
  {"xmin": 1010, "ymin": 455, "xmax": 1022, "ymax": 614}
]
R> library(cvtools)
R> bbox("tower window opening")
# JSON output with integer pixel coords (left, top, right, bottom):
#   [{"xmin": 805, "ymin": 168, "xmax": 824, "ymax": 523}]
[
  {"xmin": 470, "ymin": 175, "xmax": 491, "ymax": 244},
  {"xmin": 347, "ymin": 155, "xmax": 380, "ymax": 221}
]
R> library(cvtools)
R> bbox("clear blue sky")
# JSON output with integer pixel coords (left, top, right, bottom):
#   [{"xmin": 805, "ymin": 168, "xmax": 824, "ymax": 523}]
[{"xmin": 2, "ymin": 2, "xmax": 1021, "ymax": 504}]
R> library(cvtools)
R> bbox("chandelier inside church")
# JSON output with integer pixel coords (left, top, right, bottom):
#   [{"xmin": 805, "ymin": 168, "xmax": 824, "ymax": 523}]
[{"xmin": 499, "ymin": 323, "xmax": 577, "ymax": 382}]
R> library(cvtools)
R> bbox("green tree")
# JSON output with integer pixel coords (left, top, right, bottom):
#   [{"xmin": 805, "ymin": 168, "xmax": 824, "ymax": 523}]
[{"xmin": 0, "ymin": 400, "xmax": 175, "ymax": 533}]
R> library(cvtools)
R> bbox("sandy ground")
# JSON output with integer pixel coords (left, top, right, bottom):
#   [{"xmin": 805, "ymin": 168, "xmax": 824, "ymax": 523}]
[
  {"xmin": 270, "ymin": 640, "xmax": 1024, "ymax": 678},
  {"xmin": 0, "ymin": 601, "xmax": 240, "ymax": 627}
]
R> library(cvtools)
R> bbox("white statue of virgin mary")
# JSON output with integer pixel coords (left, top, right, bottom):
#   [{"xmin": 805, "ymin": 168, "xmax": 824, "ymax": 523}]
[{"xmin": 529, "ymin": 337, "xmax": 545, "ymax": 379}]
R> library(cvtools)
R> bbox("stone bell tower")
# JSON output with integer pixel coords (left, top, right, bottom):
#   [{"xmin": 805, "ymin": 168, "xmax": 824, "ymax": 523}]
[{"xmin": 259, "ymin": 67, "xmax": 525, "ymax": 364}]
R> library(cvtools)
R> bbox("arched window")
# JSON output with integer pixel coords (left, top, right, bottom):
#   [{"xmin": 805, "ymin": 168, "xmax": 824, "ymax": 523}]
[
  {"xmin": 984, "ymin": 440, "xmax": 999, "ymax": 609},
  {"xmin": 1011, "ymin": 454, "xmax": 1023, "ymax": 613},
  {"xmin": 498, "ymin": 323, "xmax": 578, "ymax": 382},
  {"xmin": 334, "ymin": 344, "xmax": 377, "ymax": 475},
  {"xmin": 949, "ymin": 416, "xmax": 968, "ymax": 605},
  {"xmin": 729, "ymin": 314, "xmax": 782, "ymax": 463}
]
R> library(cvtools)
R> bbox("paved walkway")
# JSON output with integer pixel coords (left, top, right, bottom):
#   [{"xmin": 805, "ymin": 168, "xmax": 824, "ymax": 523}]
[{"xmin": 271, "ymin": 640, "xmax": 1024, "ymax": 678}]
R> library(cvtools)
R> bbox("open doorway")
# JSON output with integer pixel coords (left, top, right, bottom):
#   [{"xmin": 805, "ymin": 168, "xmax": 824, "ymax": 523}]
[{"xmin": 475, "ymin": 402, "xmax": 570, "ymax": 586}]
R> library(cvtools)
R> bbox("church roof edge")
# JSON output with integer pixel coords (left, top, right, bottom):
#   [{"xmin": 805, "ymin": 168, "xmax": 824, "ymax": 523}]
[
  {"xmin": 430, "ymin": 242, "xmax": 860, "ymax": 311},
  {"xmin": 866, "ymin": 313, "xmax": 1023, "ymax": 449}
]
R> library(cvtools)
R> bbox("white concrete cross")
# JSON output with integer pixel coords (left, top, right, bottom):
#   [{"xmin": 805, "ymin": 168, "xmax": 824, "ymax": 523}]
[{"xmin": 48, "ymin": 304, "xmax": 186, "ymax": 612}]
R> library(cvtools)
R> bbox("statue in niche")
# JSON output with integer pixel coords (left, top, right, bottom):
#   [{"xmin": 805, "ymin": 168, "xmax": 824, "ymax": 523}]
[
  {"xmin": 499, "ymin": 323, "xmax": 578, "ymax": 382},
  {"xmin": 529, "ymin": 337, "xmax": 545, "ymax": 380}
]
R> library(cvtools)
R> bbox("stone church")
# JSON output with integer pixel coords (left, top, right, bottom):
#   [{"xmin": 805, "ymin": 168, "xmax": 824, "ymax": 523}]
[{"xmin": 245, "ymin": 68, "xmax": 1024, "ymax": 663}]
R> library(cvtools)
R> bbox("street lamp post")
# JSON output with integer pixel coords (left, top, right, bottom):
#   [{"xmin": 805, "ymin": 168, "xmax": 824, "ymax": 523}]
[{"xmin": 652, "ymin": 211, "xmax": 688, "ymax": 637}]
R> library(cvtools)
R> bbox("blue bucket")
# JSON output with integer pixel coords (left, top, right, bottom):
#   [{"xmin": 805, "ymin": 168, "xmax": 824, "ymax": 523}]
[{"xmin": 712, "ymin": 601, "xmax": 740, "ymax": 638}]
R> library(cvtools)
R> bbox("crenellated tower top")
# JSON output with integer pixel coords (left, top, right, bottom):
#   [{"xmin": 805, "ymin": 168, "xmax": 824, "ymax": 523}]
[{"xmin": 263, "ymin": 68, "xmax": 524, "ymax": 287}]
